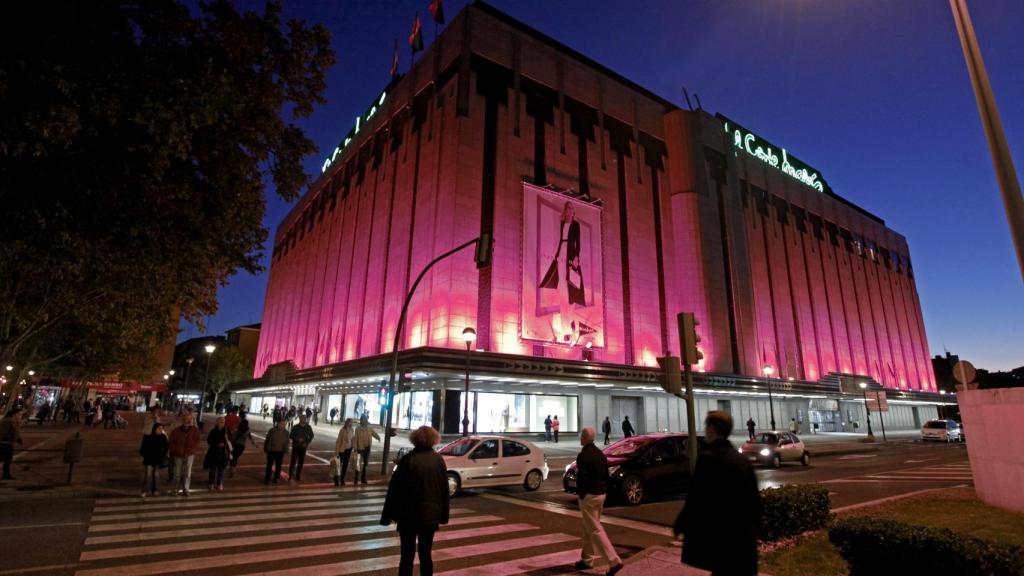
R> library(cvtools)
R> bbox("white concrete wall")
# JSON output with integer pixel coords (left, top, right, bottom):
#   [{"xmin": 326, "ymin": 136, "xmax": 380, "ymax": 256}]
[{"xmin": 960, "ymin": 387, "xmax": 1024, "ymax": 513}]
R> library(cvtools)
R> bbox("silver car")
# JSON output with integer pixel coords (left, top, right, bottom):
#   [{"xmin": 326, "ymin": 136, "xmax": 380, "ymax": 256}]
[
  {"xmin": 740, "ymin": 431, "xmax": 810, "ymax": 468},
  {"xmin": 921, "ymin": 419, "xmax": 964, "ymax": 443},
  {"xmin": 438, "ymin": 436, "xmax": 549, "ymax": 496}
]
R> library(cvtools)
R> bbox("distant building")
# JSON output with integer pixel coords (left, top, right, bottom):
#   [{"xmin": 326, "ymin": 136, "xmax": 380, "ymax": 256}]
[
  {"xmin": 226, "ymin": 323, "xmax": 261, "ymax": 364},
  {"xmin": 236, "ymin": 2, "xmax": 946, "ymax": 434}
]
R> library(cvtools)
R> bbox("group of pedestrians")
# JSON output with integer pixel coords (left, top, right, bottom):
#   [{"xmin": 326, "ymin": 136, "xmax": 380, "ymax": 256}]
[
  {"xmin": 331, "ymin": 416, "xmax": 380, "ymax": 485},
  {"xmin": 262, "ymin": 413, "xmax": 316, "ymax": 484},
  {"xmin": 542, "ymin": 414, "xmax": 561, "ymax": 442},
  {"xmin": 138, "ymin": 407, "xmax": 261, "ymax": 497}
]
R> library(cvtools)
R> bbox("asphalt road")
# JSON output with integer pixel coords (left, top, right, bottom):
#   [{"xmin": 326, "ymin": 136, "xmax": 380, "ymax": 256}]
[{"xmin": 0, "ymin": 418, "xmax": 971, "ymax": 575}]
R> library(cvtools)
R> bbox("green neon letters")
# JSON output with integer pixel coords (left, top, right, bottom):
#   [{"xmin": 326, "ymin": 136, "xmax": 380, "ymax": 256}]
[
  {"xmin": 720, "ymin": 115, "xmax": 825, "ymax": 193},
  {"xmin": 321, "ymin": 90, "xmax": 388, "ymax": 173}
]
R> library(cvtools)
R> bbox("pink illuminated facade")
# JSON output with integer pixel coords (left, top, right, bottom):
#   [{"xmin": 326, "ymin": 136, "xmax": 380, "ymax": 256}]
[{"xmin": 243, "ymin": 3, "xmax": 945, "ymax": 434}]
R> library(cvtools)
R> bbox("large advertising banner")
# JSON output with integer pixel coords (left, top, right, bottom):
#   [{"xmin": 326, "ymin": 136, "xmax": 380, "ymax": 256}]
[{"xmin": 521, "ymin": 183, "xmax": 605, "ymax": 347}]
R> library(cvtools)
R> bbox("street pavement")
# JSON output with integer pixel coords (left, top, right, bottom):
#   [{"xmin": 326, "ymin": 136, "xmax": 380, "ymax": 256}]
[{"xmin": 0, "ymin": 411, "xmax": 973, "ymax": 575}]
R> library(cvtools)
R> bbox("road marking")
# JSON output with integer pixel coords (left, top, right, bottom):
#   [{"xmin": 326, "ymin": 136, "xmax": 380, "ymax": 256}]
[
  {"xmin": 93, "ymin": 485, "xmax": 384, "ymax": 506},
  {"xmin": 904, "ymin": 458, "xmax": 938, "ymax": 463},
  {"xmin": 479, "ymin": 493, "xmax": 672, "ymax": 537},
  {"xmin": 435, "ymin": 548, "xmax": 583, "ymax": 576},
  {"xmin": 87, "ymin": 503, "xmax": 385, "ymax": 532},
  {"xmin": 84, "ymin": 509, "xmax": 482, "ymax": 546},
  {"xmin": 864, "ymin": 475, "xmax": 973, "ymax": 481},
  {"xmin": 0, "ymin": 564, "xmax": 83, "ymax": 575},
  {"xmin": 0, "ymin": 522, "xmax": 84, "ymax": 531},
  {"xmin": 93, "ymin": 492, "xmax": 355, "ymax": 513},
  {"xmin": 75, "ymin": 524, "xmax": 544, "ymax": 576},
  {"xmin": 89, "ymin": 496, "xmax": 385, "ymax": 521},
  {"xmin": 233, "ymin": 533, "xmax": 578, "ymax": 576},
  {"xmin": 832, "ymin": 486, "xmax": 966, "ymax": 513},
  {"xmin": 836, "ymin": 454, "xmax": 877, "ymax": 460}
]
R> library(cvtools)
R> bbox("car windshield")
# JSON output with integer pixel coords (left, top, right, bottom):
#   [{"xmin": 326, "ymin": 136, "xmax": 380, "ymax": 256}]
[
  {"xmin": 604, "ymin": 437, "xmax": 653, "ymax": 457},
  {"xmin": 924, "ymin": 421, "xmax": 947, "ymax": 429},
  {"xmin": 752, "ymin": 433, "xmax": 779, "ymax": 445},
  {"xmin": 438, "ymin": 438, "xmax": 479, "ymax": 456}
]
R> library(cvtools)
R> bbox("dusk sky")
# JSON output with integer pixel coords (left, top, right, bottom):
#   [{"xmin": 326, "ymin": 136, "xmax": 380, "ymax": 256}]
[{"xmin": 184, "ymin": 0, "xmax": 1024, "ymax": 372}]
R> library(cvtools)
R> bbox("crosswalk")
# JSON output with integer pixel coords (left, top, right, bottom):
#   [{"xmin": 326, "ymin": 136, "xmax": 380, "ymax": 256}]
[
  {"xmin": 75, "ymin": 485, "xmax": 595, "ymax": 576},
  {"xmin": 823, "ymin": 461, "xmax": 974, "ymax": 484}
]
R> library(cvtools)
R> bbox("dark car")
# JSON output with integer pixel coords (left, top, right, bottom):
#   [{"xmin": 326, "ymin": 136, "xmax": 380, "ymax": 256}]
[{"xmin": 562, "ymin": 433, "xmax": 704, "ymax": 505}]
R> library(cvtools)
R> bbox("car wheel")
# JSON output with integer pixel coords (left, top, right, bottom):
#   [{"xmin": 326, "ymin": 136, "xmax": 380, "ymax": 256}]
[
  {"xmin": 447, "ymin": 472, "xmax": 460, "ymax": 497},
  {"xmin": 801, "ymin": 452, "xmax": 810, "ymax": 467},
  {"xmin": 622, "ymin": 475, "xmax": 645, "ymax": 505},
  {"xmin": 524, "ymin": 469, "xmax": 543, "ymax": 491},
  {"xmin": 772, "ymin": 454, "xmax": 782, "ymax": 469}
]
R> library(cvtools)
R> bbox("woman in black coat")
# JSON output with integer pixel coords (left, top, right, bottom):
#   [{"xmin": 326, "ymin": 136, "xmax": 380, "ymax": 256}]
[
  {"xmin": 139, "ymin": 422, "xmax": 169, "ymax": 497},
  {"xmin": 381, "ymin": 426, "xmax": 449, "ymax": 576},
  {"xmin": 203, "ymin": 416, "xmax": 232, "ymax": 491}
]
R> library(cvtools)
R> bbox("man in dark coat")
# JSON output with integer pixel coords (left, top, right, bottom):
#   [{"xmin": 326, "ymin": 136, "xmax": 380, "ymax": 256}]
[
  {"xmin": 601, "ymin": 416, "xmax": 612, "ymax": 445},
  {"xmin": 674, "ymin": 410, "xmax": 761, "ymax": 576},
  {"xmin": 573, "ymin": 427, "xmax": 622, "ymax": 575},
  {"xmin": 621, "ymin": 415, "xmax": 634, "ymax": 438},
  {"xmin": 381, "ymin": 426, "xmax": 449, "ymax": 576}
]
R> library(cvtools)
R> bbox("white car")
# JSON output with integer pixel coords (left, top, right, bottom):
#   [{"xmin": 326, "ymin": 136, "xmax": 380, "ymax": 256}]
[
  {"xmin": 438, "ymin": 436, "xmax": 549, "ymax": 496},
  {"xmin": 921, "ymin": 419, "xmax": 964, "ymax": 443},
  {"xmin": 739, "ymin": 431, "xmax": 810, "ymax": 468}
]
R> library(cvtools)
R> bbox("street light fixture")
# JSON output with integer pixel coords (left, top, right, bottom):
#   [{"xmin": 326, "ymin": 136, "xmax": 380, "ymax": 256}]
[
  {"xmin": 4, "ymin": 366, "xmax": 12, "ymax": 372},
  {"xmin": 762, "ymin": 365, "xmax": 776, "ymax": 430},
  {"xmin": 858, "ymin": 382, "xmax": 875, "ymax": 442},
  {"xmin": 27, "ymin": 370, "xmax": 35, "ymax": 377},
  {"xmin": 461, "ymin": 327, "xmax": 476, "ymax": 437},
  {"xmin": 199, "ymin": 344, "xmax": 217, "ymax": 426}
]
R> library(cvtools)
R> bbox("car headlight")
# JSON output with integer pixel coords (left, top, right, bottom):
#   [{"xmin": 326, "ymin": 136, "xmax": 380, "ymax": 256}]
[
  {"xmin": 738, "ymin": 448, "xmax": 744, "ymax": 454},
  {"xmin": 759, "ymin": 448, "xmax": 771, "ymax": 457},
  {"xmin": 565, "ymin": 463, "xmax": 572, "ymax": 473},
  {"xmin": 607, "ymin": 465, "xmax": 620, "ymax": 476}
]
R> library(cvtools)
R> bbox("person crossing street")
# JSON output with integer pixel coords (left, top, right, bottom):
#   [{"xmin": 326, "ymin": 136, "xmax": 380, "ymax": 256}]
[
  {"xmin": 263, "ymin": 419, "xmax": 289, "ymax": 484},
  {"xmin": 289, "ymin": 414, "xmax": 314, "ymax": 482},
  {"xmin": 353, "ymin": 415, "xmax": 380, "ymax": 484},
  {"xmin": 573, "ymin": 427, "xmax": 623, "ymax": 576}
]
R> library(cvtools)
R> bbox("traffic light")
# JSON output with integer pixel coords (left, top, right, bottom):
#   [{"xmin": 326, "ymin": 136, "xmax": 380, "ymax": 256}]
[
  {"xmin": 474, "ymin": 232, "xmax": 493, "ymax": 269},
  {"xmin": 657, "ymin": 355, "xmax": 683, "ymax": 398},
  {"xmin": 679, "ymin": 312, "xmax": 703, "ymax": 367}
]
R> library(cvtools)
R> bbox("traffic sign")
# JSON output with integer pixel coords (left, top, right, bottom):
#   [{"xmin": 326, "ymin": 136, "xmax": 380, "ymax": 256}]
[{"xmin": 953, "ymin": 360, "xmax": 976, "ymax": 385}]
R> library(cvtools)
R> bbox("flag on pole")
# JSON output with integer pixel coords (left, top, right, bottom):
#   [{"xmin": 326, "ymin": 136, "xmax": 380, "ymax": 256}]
[
  {"xmin": 390, "ymin": 39, "xmax": 399, "ymax": 78},
  {"xmin": 429, "ymin": 0, "xmax": 445, "ymax": 25},
  {"xmin": 409, "ymin": 13, "xmax": 424, "ymax": 53}
]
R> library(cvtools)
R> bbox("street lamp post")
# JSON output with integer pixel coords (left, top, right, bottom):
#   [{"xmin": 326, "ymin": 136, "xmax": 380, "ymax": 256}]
[
  {"xmin": 199, "ymin": 344, "xmax": 216, "ymax": 427},
  {"xmin": 858, "ymin": 382, "xmax": 875, "ymax": 442},
  {"xmin": 461, "ymin": 327, "xmax": 476, "ymax": 437},
  {"xmin": 762, "ymin": 365, "xmax": 777, "ymax": 430}
]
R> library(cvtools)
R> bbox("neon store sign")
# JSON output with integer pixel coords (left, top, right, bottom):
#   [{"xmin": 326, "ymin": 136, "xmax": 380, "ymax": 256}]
[
  {"xmin": 321, "ymin": 90, "xmax": 388, "ymax": 173},
  {"xmin": 717, "ymin": 114, "xmax": 827, "ymax": 193}
]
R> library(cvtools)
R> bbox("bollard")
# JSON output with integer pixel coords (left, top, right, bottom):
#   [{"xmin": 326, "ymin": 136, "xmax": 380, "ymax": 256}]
[{"xmin": 63, "ymin": 432, "xmax": 83, "ymax": 484}]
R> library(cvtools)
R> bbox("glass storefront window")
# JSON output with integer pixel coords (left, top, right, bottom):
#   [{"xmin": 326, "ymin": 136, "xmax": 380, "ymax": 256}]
[{"xmin": 343, "ymin": 392, "xmax": 384, "ymax": 426}]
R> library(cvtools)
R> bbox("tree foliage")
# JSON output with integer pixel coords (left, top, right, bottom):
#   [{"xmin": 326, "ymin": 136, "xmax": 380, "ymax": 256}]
[
  {"xmin": 208, "ymin": 346, "xmax": 255, "ymax": 403},
  {"xmin": 0, "ymin": 0, "xmax": 334, "ymax": 386}
]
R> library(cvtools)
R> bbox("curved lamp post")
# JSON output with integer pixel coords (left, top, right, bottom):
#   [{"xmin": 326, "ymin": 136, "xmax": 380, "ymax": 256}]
[{"xmin": 461, "ymin": 327, "xmax": 476, "ymax": 437}]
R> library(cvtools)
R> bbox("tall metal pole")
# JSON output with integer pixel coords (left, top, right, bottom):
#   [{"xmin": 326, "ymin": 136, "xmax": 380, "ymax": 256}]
[
  {"xmin": 875, "ymin": 390, "xmax": 888, "ymax": 442},
  {"xmin": 861, "ymin": 387, "xmax": 875, "ymax": 441},
  {"xmin": 200, "ymin": 355, "xmax": 212, "ymax": 425},
  {"xmin": 380, "ymin": 237, "xmax": 481, "ymax": 475},
  {"xmin": 462, "ymin": 342, "xmax": 471, "ymax": 436},
  {"xmin": 767, "ymin": 377, "xmax": 776, "ymax": 431},
  {"xmin": 682, "ymin": 362, "xmax": 698, "ymax": 475},
  {"xmin": 950, "ymin": 0, "xmax": 1024, "ymax": 283}
]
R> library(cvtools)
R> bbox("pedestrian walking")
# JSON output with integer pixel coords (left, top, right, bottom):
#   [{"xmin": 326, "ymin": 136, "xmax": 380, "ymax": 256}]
[
  {"xmin": 262, "ymin": 404, "xmax": 269, "ymax": 420},
  {"xmin": 789, "ymin": 418, "xmax": 799, "ymax": 434},
  {"xmin": 353, "ymin": 415, "xmax": 381, "ymax": 484},
  {"xmin": 263, "ymin": 419, "xmax": 289, "ymax": 484},
  {"xmin": 381, "ymin": 426, "xmax": 449, "ymax": 576},
  {"xmin": 102, "ymin": 402, "xmax": 116, "ymax": 429},
  {"xmin": 333, "ymin": 418, "xmax": 355, "ymax": 486},
  {"xmin": 544, "ymin": 415, "xmax": 552, "ymax": 442},
  {"xmin": 601, "ymin": 417, "xmax": 612, "ymax": 445},
  {"xmin": 139, "ymin": 422, "xmax": 168, "ymax": 497},
  {"xmin": 552, "ymin": 415, "xmax": 561, "ymax": 443},
  {"xmin": 0, "ymin": 410, "xmax": 25, "ymax": 480},
  {"xmin": 674, "ymin": 410, "xmax": 761, "ymax": 576},
  {"xmin": 621, "ymin": 415, "xmax": 634, "ymax": 438},
  {"xmin": 229, "ymin": 411, "xmax": 256, "ymax": 477},
  {"xmin": 573, "ymin": 427, "xmax": 623, "ymax": 575},
  {"xmin": 168, "ymin": 413, "xmax": 200, "ymax": 496},
  {"xmin": 225, "ymin": 407, "xmax": 241, "ymax": 436},
  {"xmin": 329, "ymin": 407, "xmax": 338, "ymax": 425},
  {"xmin": 312, "ymin": 406, "xmax": 319, "ymax": 426},
  {"xmin": 289, "ymin": 414, "xmax": 314, "ymax": 482},
  {"xmin": 204, "ymin": 416, "xmax": 232, "ymax": 491},
  {"xmin": 746, "ymin": 417, "xmax": 756, "ymax": 440},
  {"xmin": 35, "ymin": 402, "xmax": 51, "ymax": 426}
]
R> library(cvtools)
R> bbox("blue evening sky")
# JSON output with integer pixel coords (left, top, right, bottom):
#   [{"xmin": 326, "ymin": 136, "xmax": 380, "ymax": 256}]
[{"xmin": 184, "ymin": 0, "xmax": 1024, "ymax": 372}]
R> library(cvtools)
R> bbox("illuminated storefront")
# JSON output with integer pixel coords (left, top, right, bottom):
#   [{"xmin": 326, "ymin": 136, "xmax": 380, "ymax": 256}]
[{"xmin": 236, "ymin": 3, "xmax": 948, "ymax": 432}]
